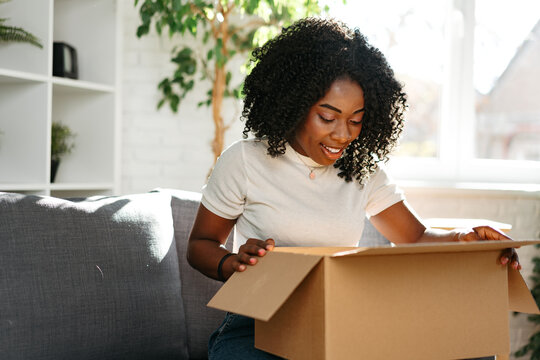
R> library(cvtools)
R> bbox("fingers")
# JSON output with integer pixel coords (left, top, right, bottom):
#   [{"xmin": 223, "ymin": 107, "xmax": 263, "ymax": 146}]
[
  {"xmin": 500, "ymin": 248, "xmax": 521, "ymax": 270},
  {"xmin": 467, "ymin": 227, "xmax": 521, "ymax": 269},
  {"xmin": 235, "ymin": 238, "xmax": 275, "ymax": 272},
  {"xmin": 454, "ymin": 227, "xmax": 520, "ymax": 270},
  {"xmin": 455, "ymin": 226, "xmax": 512, "ymax": 242},
  {"xmin": 454, "ymin": 229, "xmax": 477, "ymax": 242},
  {"xmin": 472, "ymin": 226, "xmax": 512, "ymax": 241},
  {"xmin": 265, "ymin": 238, "xmax": 275, "ymax": 251}
]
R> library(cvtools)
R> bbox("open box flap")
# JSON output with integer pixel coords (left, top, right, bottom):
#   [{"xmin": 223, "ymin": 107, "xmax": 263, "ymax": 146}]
[
  {"xmin": 324, "ymin": 239, "xmax": 540, "ymax": 314},
  {"xmin": 207, "ymin": 251, "xmax": 322, "ymax": 321},
  {"xmin": 208, "ymin": 241, "xmax": 540, "ymax": 320},
  {"xmin": 330, "ymin": 240, "xmax": 540, "ymax": 257},
  {"xmin": 508, "ymin": 266, "xmax": 540, "ymax": 314}
]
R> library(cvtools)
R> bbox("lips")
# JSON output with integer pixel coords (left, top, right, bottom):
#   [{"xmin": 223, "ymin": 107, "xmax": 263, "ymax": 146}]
[{"xmin": 321, "ymin": 143, "xmax": 344, "ymax": 160}]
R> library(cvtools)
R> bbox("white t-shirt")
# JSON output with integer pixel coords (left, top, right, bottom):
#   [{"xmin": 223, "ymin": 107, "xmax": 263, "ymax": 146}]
[{"xmin": 202, "ymin": 139, "xmax": 404, "ymax": 253}]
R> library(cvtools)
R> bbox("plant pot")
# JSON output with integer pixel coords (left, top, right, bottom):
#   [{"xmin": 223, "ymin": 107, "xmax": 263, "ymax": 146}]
[{"xmin": 51, "ymin": 159, "xmax": 60, "ymax": 183}]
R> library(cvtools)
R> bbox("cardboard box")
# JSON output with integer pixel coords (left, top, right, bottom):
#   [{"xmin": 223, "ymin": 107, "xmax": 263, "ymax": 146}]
[{"xmin": 208, "ymin": 240, "xmax": 540, "ymax": 360}]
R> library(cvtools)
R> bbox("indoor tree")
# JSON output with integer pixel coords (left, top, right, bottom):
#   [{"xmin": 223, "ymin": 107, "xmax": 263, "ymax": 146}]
[{"xmin": 134, "ymin": 0, "xmax": 328, "ymax": 166}]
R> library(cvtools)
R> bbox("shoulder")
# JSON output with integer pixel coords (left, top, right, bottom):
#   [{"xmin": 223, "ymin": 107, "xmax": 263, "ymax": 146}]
[
  {"xmin": 364, "ymin": 162, "xmax": 394, "ymax": 186},
  {"xmin": 220, "ymin": 138, "xmax": 269, "ymax": 161},
  {"xmin": 222, "ymin": 138, "xmax": 267, "ymax": 154},
  {"xmin": 211, "ymin": 139, "xmax": 270, "ymax": 175}
]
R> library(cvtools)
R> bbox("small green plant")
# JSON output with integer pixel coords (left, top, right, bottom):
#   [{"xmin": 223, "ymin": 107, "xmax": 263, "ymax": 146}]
[
  {"xmin": 51, "ymin": 122, "xmax": 75, "ymax": 162},
  {"xmin": 0, "ymin": 0, "xmax": 43, "ymax": 48}
]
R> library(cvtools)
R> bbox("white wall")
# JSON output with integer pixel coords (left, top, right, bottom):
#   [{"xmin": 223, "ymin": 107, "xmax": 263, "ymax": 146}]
[{"xmin": 120, "ymin": 1, "xmax": 540, "ymax": 357}]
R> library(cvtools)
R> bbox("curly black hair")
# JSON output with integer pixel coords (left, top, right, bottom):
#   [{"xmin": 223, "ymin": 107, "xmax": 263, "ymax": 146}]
[{"xmin": 241, "ymin": 17, "xmax": 407, "ymax": 184}]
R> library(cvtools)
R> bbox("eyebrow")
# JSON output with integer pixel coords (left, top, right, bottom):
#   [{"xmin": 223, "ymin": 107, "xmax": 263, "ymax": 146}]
[{"xmin": 319, "ymin": 103, "xmax": 365, "ymax": 114}]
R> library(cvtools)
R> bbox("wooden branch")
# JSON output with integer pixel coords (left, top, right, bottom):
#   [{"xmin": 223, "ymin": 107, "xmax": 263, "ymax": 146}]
[
  {"xmin": 189, "ymin": 3, "xmax": 208, "ymax": 21},
  {"xmin": 223, "ymin": 1, "xmax": 235, "ymax": 16},
  {"xmin": 189, "ymin": 2, "xmax": 217, "ymax": 36},
  {"xmin": 198, "ymin": 55, "xmax": 215, "ymax": 83},
  {"xmin": 217, "ymin": 1, "xmax": 224, "ymax": 17}
]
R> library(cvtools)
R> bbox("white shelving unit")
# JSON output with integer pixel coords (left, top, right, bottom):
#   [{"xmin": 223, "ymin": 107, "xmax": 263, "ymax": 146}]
[{"xmin": 0, "ymin": 0, "xmax": 121, "ymax": 197}]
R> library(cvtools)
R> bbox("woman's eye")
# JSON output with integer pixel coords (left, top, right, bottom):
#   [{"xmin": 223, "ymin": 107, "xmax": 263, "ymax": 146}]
[
  {"xmin": 318, "ymin": 114, "xmax": 334, "ymax": 122},
  {"xmin": 350, "ymin": 120, "xmax": 362, "ymax": 125}
]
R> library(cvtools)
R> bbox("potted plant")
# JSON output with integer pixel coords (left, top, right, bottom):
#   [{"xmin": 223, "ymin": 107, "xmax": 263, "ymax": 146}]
[
  {"xmin": 51, "ymin": 122, "xmax": 75, "ymax": 182},
  {"xmin": 0, "ymin": 0, "xmax": 43, "ymax": 48}
]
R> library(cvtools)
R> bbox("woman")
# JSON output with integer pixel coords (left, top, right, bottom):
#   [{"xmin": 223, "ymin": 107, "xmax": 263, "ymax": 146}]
[{"xmin": 187, "ymin": 17, "xmax": 518, "ymax": 359}]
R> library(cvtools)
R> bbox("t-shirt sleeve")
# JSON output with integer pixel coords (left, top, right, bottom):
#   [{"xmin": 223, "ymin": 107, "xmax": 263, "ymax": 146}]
[
  {"xmin": 201, "ymin": 141, "xmax": 247, "ymax": 220},
  {"xmin": 364, "ymin": 164, "xmax": 405, "ymax": 217}
]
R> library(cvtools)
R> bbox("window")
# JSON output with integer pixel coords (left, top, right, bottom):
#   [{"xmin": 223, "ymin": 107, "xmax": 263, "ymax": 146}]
[
  {"xmin": 324, "ymin": 0, "xmax": 540, "ymax": 186},
  {"xmin": 474, "ymin": 0, "xmax": 540, "ymax": 162}
]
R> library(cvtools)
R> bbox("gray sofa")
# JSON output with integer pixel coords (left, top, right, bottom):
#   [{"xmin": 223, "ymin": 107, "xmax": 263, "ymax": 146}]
[{"xmin": 0, "ymin": 188, "xmax": 388, "ymax": 360}]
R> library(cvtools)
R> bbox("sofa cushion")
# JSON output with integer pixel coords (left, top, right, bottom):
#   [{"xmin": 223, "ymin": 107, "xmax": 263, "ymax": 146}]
[
  {"xmin": 0, "ymin": 192, "xmax": 189, "ymax": 360},
  {"xmin": 154, "ymin": 188, "xmax": 233, "ymax": 359}
]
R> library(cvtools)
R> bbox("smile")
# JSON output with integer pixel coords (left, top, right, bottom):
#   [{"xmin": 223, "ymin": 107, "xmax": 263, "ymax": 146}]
[
  {"xmin": 320, "ymin": 144, "xmax": 345, "ymax": 160},
  {"xmin": 322, "ymin": 144, "xmax": 342, "ymax": 153}
]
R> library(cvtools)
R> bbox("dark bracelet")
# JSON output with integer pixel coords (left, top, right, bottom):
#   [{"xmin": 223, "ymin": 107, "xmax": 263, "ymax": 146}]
[{"xmin": 217, "ymin": 253, "xmax": 236, "ymax": 282}]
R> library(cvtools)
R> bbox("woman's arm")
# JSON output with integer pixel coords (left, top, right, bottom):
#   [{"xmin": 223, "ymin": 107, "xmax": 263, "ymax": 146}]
[
  {"xmin": 369, "ymin": 200, "xmax": 520, "ymax": 269},
  {"xmin": 187, "ymin": 204, "xmax": 274, "ymax": 281}
]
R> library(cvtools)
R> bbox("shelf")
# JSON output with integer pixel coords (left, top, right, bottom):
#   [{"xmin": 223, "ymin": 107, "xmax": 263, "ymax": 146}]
[
  {"xmin": 49, "ymin": 183, "xmax": 114, "ymax": 191},
  {"xmin": 1, "ymin": 183, "xmax": 114, "ymax": 191},
  {"xmin": 50, "ymin": 188, "xmax": 115, "ymax": 199},
  {"xmin": 0, "ymin": 69, "xmax": 48, "ymax": 84},
  {"xmin": 0, "ymin": 183, "xmax": 48, "ymax": 191},
  {"xmin": 53, "ymin": 77, "xmax": 115, "ymax": 94}
]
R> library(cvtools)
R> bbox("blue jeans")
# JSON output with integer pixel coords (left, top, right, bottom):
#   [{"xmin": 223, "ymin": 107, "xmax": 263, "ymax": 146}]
[
  {"xmin": 208, "ymin": 312, "xmax": 495, "ymax": 360},
  {"xmin": 208, "ymin": 312, "xmax": 283, "ymax": 359}
]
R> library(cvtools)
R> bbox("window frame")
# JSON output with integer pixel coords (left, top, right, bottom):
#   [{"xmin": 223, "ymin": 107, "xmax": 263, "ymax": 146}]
[{"xmin": 386, "ymin": 0, "xmax": 540, "ymax": 188}]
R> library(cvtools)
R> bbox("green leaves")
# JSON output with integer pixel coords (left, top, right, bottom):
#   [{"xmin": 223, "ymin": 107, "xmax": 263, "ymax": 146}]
[
  {"xmin": 172, "ymin": 48, "xmax": 196, "ymax": 73},
  {"xmin": 136, "ymin": 0, "xmax": 203, "ymax": 38},
  {"xmin": 245, "ymin": 0, "xmax": 262, "ymax": 13},
  {"xmin": 157, "ymin": 47, "xmax": 197, "ymax": 112},
  {"xmin": 134, "ymin": 0, "xmax": 327, "ymax": 114},
  {"xmin": 51, "ymin": 122, "xmax": 76, "ymax": 161},
  {"xmin": 515, "ymin": 249, "xmax": 540, "ymax": 358},
  {"xmin": 0, "ymin": 24, "xmax": 43, "ymax": 48},
  {"xmin": 0, "ymin": 1, "xmax": 43, "ymax": 48}
]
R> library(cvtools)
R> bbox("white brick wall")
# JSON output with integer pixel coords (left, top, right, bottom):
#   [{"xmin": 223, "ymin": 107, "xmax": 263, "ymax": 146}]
[{"xmin": 120, "ymin": 1, "xmax": 540, "ymax": 357}]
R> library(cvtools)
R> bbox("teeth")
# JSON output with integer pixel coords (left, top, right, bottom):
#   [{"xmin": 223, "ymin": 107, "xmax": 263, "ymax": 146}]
[{"xmin": 322, "ymin": 144, "xmax": 341, "ymax": 153}]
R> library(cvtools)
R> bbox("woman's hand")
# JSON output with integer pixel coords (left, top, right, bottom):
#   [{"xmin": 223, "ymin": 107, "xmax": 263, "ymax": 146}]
[
  {"xmin": 370, "ymin": 201, "xmax": 520, "ymax": 271},
  {"xmin": 188, "ymin": 204, "xmax": 275, "ymax": 281},
  {"xmin": 231, "ymin": 238, "xmax": 275, "ymax": 272},
  {"xmin": 453, "ymin": 226, "xmax": 520, "ymax": 270},
  {"xmin": 216, "ymin": 238, "xmax": 275, "ymax": 281}
]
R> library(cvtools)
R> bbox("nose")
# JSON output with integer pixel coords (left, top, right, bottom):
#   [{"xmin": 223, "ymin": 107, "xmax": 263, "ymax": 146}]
[{"xmin": 330, "ymin": 120, "xmax": 352, "ymax": 143}]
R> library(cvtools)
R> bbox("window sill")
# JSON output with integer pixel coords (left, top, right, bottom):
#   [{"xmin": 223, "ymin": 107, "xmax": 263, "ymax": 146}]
[{"xmin": 397, "ymin": 180, "xmax": 540, "ymax": 198}]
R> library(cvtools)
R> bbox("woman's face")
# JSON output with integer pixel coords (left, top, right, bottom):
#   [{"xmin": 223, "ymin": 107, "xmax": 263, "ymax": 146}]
[{"xmin": 289, "ymin": 77, "xmax": 365, "ymax": 166}]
